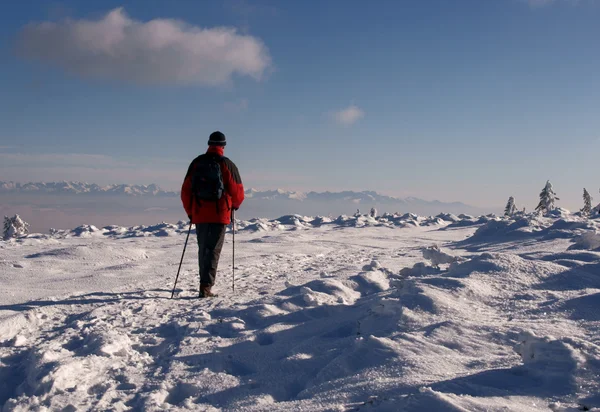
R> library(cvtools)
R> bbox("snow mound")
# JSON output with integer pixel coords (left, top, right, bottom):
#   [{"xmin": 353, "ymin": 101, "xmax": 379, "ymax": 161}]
[
  {"xmin": 362, "ymin": 259, "xmax": 382, "ymax": 271},
  {"xmin": 274, "ymin": 215, "xmax": 313, "ymax": 228},
  {"xmin": 446, "ymin": 253, "xmax": 566, "ymax": 291},
  {"xmin": 444, "ymin": 214, "xmax": 499, "ymax": 229},
  {"xmin": 568, "ymin": 231, "xmax": 600, "ymax": 251},
  {"xmin": 466, "ymin": 213, "xmax": 598, "ymax": 244},
  {"xmin": 24, "ymin": 243, "xmax": 149, "ymax": 262},
  {"xmin": 298, "ymin": 279, "xmax": 361, "ymax": 306},
  {"xmin": 310, "ymin": 216, "xmax": 333, "ymax": 226},
  {"xmin": 515, "ymin": 332, "xmax": 585, "ymax": 375},
  {"xmin": 354, "ymin": 270, "xmax": 391, "ymax": 292},
  {"xmin": 48, "ymin": 221, "xmax": 190, "ymax": 239},
  {"xmin": 15, "ymin": 213, "xmax": 502, "ymax": 241},
  {"xmin": 69, "ymin": 224, "xmax": 103, "ymax": 237},
  {"xmin": 399, "ymin": 262, "xmax": 443, "ymax": 277},
  {"xmin": 421, "ymin": 245, "xmax": 461, "ymax": 267},
  {"xmin": 436, "ymin": 213, "xmax": 460, "ymax": 223}
]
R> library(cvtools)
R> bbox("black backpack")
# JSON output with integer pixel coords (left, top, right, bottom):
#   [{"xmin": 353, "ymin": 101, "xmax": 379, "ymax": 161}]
[{"xmin": 191, "ymin": 155, "xmax": 225, "ymax": 204}]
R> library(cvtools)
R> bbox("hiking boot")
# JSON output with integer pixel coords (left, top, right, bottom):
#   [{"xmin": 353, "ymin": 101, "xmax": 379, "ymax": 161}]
[{"xmin": 200, "ymin": 284, "xmax": 217, "ymax": 298}]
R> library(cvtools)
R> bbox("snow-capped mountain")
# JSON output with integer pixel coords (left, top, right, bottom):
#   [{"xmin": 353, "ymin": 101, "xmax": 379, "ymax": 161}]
[
  {"xmin": 245, "ymin": 188, "xmax": 468, "ymax": 207},
  {"xmin": 0, "ymin": 181, "xmax": 177, "ymax": 196},
  {"xmin": 1, "ymin": 181, "xmax": 472, "ymax": 208}
]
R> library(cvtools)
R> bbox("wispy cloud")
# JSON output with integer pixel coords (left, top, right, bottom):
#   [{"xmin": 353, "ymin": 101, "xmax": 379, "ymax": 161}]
[
  {"xmin": 331, "ymin": 105, "xmax": 365, "ymax": 126},
  {"xmin": 15, "ymin": 8, "xmax": 272, "ymax": 86}
]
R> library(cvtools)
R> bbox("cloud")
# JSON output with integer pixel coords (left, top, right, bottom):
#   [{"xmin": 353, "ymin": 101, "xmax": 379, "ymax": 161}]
[
  {"xmin": 331, "ymin": 105, "xmax": 365, "ymax": 126},
  {"xmin": 15, "ymin": 8, "xmax": 272, "ymax": 86}
]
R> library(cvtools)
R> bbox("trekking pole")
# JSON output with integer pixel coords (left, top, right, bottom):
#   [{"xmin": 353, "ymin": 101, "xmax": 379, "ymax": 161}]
[
  {"xmin": 232, "ymin": 209, "xmax": 235, "ymax": 293},
  {"xmin": 171, "ymin": 221, "xmax": 193, "ymax": 299}
]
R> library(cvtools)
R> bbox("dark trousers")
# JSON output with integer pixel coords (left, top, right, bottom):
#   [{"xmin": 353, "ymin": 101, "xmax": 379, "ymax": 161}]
[{"xmin": 196, "ymin": 223, "xmax": 227, "ymax": 286}]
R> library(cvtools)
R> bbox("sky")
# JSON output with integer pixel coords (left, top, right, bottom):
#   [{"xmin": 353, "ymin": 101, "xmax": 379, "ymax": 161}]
[{"xmin": 1, "ymin": 0, "xmax": 600, "ymax": 211}]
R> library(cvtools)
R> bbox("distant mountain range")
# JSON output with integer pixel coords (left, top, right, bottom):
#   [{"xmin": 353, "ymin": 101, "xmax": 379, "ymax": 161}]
[
  {"xmin": 1, "ymin": 181, "xmax": 487, "ymax": 216},
  {"xmin": 0, "ymin": 181, "xmax": 176, "ymax": 196},
  {"xmin": 244, "ymin": 188, "xmax": 468, "ymax": 208}
]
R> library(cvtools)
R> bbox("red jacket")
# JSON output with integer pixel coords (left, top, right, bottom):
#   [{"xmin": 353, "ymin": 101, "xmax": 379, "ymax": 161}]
[{"xmin": 181, "ymin": 146, "xmax": 244, "ymax": 225}]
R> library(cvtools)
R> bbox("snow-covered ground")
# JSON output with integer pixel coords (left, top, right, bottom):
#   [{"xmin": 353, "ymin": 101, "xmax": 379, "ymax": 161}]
[{"xmin": 1, "ymin": 213, "xmax": 599, "ymax": 411}]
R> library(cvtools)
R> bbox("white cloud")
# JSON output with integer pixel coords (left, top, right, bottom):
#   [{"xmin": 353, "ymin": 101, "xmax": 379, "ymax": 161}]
[
  {"xmin": 331, "ymin": 105, "xmax": 365, "ymax": 126},
  {"xmin": 16, "ymin": 8, "xmax": 272, "ymax": 86}
]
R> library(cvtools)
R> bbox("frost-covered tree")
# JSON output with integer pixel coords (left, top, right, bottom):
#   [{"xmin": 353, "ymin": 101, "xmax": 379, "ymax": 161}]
[
  {"xmin": 535, "ymin": 180, "xmax": 559, "ymax": 214},
  {"xmin": 3, "ymin": 215, "xmax": 30, "ymax": 240},
  {"xmin": 504, "ymin": 196, "xmax": 517, "ymax": 216},
  {"xmin": 2, "ymin": 217, "xmax": 10, "ymax": 239},
  {"xmin": 369, "ymin": 207, "xmax": 378, "ymax": 218},
  {"xmin": 581, "ymin": 188, "xmax": 592, "ymax": 216}
]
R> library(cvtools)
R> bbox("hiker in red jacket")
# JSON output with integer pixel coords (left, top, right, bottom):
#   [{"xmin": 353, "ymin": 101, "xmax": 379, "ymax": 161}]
[{"xmin": 181, "ymin": 131, "xmax": 244, "ymax": 297}]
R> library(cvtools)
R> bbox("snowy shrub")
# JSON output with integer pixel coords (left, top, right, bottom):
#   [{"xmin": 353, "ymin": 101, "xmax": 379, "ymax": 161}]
[
  {"xmin": 581, "ymin": 188, "xmax": 592, "ymax": 216},
  {"xmin": 3, "ymin": 215, "xmax": 30, "ymax": 240},
  {"xmin": 504, "ymin": 196, "xmax": 517, "ymax": 216},
  {"xmin": 369, "ymin": 207, "xmax": 378, "ymax": 218}
]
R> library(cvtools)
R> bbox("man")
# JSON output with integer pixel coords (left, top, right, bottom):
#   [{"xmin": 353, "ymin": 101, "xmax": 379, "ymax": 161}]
[{"xmin": 181, "ymin": 131, "xmax": 244, "ymax": 297}]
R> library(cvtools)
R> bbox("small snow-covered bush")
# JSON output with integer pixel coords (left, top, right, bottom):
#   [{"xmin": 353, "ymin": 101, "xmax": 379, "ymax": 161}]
[
  {"xmin": 3, "ymin": 215, "xmax": 30, "ymax": 240},
  {"xmin": 370, "ymin": 207, "xmax": 378, "ymax": 218}
]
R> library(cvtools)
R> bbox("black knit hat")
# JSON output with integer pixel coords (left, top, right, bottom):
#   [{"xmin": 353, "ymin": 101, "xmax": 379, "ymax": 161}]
[{"xmin": 208, "ymin": 131, "xmax": 226, "ymax": 146}]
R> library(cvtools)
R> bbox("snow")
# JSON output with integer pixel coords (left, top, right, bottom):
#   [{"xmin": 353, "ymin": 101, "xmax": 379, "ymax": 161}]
[{"xmin": 1, "ymin": 212, "xmax": 600, "ymax": 411}]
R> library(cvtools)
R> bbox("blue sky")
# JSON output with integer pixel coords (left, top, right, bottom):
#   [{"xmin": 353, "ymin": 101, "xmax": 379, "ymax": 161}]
[{"xmin": 1, "ymin": 0, "xmax": 599, "ymax": 210}]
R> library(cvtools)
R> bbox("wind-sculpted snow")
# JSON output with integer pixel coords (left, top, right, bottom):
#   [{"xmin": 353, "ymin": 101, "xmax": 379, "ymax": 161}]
[
  {"xmin": 1, "ymin": 213, "xmax": 490, "ymax": 242},
  {"xmin": 569, "ymin": 232, "xmax": 600, "ymax": 251},
  {"xmin": 2, "ymin": 214, "xmax": 600, "ymax": 410},
  {"xmin": 460, "ymin": 212, "xmax": 600, "ymax": 252},
  {"xmin": 444, "ymin": 214, "xmax": 499, "ymax": 229}
]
